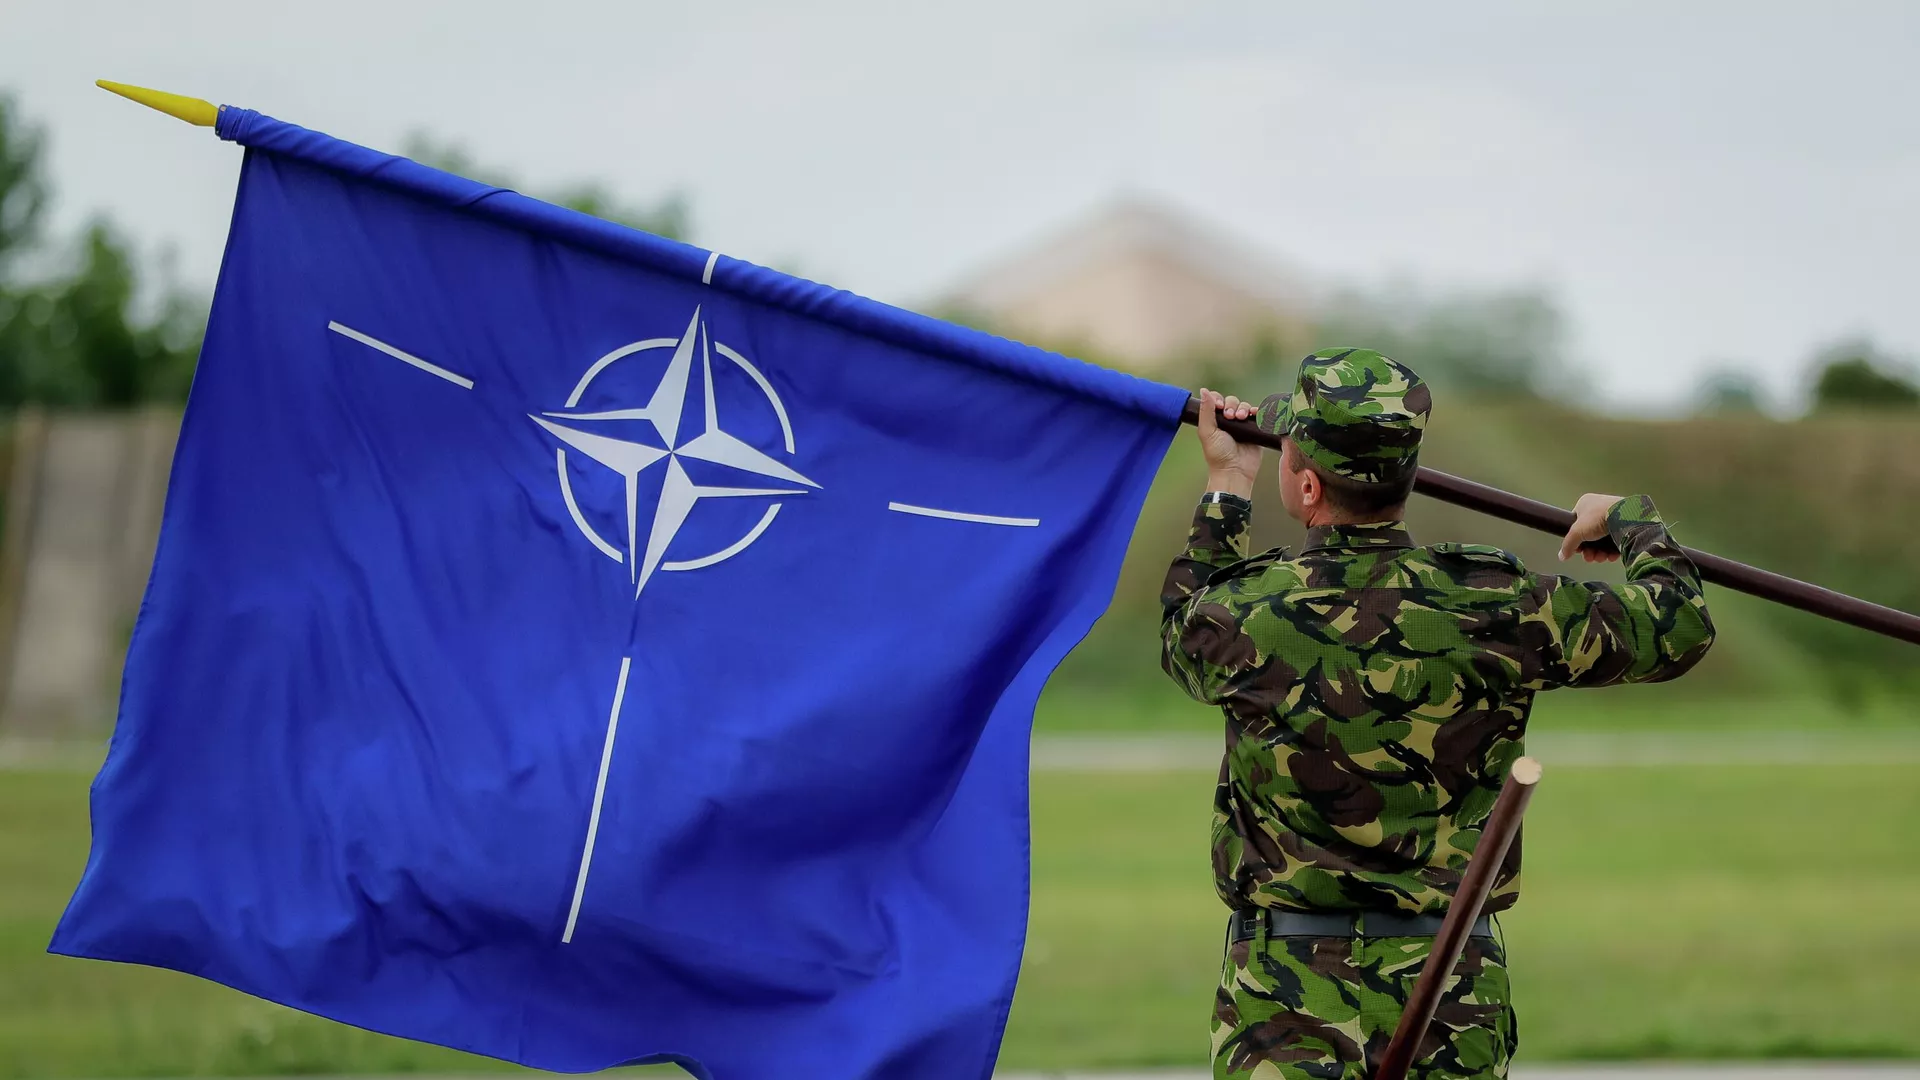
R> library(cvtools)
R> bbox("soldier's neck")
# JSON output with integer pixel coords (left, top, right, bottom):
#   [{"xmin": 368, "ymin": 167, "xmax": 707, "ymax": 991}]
[{"xmin": 1302, "ymin": 508, "xmax": 1406, "ymax": 530}]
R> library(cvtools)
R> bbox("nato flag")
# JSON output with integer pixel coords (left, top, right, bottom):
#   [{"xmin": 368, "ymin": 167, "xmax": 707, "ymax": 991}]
[{"xmin": 49, "ymin": 109, "xmax": 1185, "ymax": 1078}]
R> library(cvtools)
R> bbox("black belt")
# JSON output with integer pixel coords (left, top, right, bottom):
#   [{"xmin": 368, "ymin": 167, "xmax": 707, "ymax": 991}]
[{"xmin": 1231, "ymin": 908, "xmax": 1493, "ymax": 941}]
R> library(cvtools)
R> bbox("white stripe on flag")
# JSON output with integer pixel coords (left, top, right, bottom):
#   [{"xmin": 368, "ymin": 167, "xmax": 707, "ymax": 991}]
[
  {"xmin": 327, "ymin": 321, "xmax": 475, "ymax": 390},
  {"xmin": 562, "ymin": 656, "xmax": 632, "ymax": 944},
  {"xmin": 887, "ymin": 502, "xmax": 1040, "ymax": 527}
]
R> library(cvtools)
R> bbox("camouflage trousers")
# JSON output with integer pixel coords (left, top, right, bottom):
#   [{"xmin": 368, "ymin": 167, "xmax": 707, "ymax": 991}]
[{"xmin": 1211, "ymin": 918, "xmax": 1517, "ymax": 1080}]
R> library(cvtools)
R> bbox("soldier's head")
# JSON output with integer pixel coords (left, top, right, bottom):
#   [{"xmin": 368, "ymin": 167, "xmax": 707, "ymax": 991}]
[{"xmin": 1256, "ymin": 349, "xmax": 1431, "ymax": 526}]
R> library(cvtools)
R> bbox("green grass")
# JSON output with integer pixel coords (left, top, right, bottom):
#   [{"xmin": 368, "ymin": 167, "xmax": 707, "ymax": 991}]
[
  {"xmin": 5, "ymin": 758, "xmax": 1918, "ymax": 1076},
  {"xmin": 1009, "ymin": 762, "xmax": 1920, "ymax": 1068},
  {"xmin": 1034, "ymin": 681, "xmax": 1920, "ymax": 734}
]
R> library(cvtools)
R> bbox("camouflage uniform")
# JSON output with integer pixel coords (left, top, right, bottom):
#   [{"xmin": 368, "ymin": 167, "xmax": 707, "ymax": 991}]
[{"xmin": 1159, "ymin": 350, "xmax": 1716, "ymax": 1080}]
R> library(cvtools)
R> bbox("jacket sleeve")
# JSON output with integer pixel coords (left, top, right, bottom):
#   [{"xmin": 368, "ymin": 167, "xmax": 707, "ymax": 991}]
[
  {"xmin": 1529, "ymin": 494, "xmax": 1717, "ymax": 689},
  {"xmin": 1159, "ymin": 495, "xmax": 1257, "ymax": 705}
]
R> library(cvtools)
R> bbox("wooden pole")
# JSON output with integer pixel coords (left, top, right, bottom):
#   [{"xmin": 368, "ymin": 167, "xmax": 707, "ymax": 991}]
[
  {"xmin": 1180, "ymin": 397, "xmax": 1920, "ymax": 647},
  {"xmin": 1372, "ymin": 757, "xmax": 1542, "ymax": 1080}
]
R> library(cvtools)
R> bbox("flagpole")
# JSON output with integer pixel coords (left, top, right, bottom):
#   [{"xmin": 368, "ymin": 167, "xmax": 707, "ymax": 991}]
[{"xmin": 1181, "ymin": 396, "xmax": 1920, "ymax": 647}]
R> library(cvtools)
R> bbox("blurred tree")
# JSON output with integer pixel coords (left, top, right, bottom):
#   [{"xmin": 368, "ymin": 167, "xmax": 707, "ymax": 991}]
[
  {"xmin": 0, "ymin": 94, "xmax": 49, "ymax": 274},
  {"xmin": 400, "ymin": 134, "xmax": 690, "ymax": 241},
  {"xmin": 0, "ymin": 96, "xmax": 204, "ymax": 407},
  {"xmin": 1311, "ymin": 281, "xmax": 1569, "ymax": 401},
  {"xmin": 30, "ymin": 222, "xmax": 204, "ymax": 406},
  {"xmin": 1808, "ymin": 337, "xmax": 1919, "ymax": 410},
  {"xmin": 1692, "ymin": 366, "xmax": 1768, "ymax": 414},
  {"xmin": 0, "ymin": 94, "xmax": 52, "ymax": 402}
]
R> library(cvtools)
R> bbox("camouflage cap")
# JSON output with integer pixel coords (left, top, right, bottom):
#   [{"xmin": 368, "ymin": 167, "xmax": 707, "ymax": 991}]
[{"xmin": 1256, "ymin": 348, "xmax": 1432, "ymax": 484}]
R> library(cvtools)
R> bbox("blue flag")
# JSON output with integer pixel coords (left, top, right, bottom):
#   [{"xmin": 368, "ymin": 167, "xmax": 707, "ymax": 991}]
[{"xmin": 50, "ymin": 108, "xmax": 1184, "ymax": 1078}]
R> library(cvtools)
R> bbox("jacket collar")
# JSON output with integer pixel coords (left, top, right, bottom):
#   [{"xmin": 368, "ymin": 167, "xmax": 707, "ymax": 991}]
[{"xmin": 1301, "ymin": 520, "xmax": 1416, "ymax": 554}]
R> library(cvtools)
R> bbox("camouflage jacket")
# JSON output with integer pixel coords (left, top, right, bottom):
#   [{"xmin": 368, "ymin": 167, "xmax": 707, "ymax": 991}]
[{"xmin": 1160, "ymin": 493, "xmax": 1715, "ymax": 915}]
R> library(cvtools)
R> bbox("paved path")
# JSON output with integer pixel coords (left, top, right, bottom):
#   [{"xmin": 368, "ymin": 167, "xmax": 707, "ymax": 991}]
[
  {"xmin": 0, "ymin": 736, "xmax": 104, "ymax": 770},
  {"xmin": 0, "ymin": 730, "xmax": 108, "ymax": 764},
  {"xmin": 198, "ymin": 1065, "xmax": 1920, "ymax": 1079}
]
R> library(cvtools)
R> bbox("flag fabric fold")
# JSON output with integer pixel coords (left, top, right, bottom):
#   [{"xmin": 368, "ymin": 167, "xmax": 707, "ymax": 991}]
[{"xmin": 49, "ymin": 107, "xmax": 1186, "ymax": 1079}]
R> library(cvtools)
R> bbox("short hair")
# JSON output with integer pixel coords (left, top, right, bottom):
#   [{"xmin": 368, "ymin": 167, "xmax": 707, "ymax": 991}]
[{"xmin": 1282, "ymin": 440, "xmax": 1416, "ymax": 518}]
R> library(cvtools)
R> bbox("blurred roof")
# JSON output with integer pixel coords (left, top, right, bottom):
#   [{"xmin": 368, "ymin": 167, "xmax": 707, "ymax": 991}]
[{"xmin": 938, "ymin": 198, "xmax": 1312, "ymax": 374}]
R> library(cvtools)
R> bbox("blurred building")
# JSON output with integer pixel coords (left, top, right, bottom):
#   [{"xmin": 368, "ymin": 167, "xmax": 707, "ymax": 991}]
[
  {"xmin": 937, "ymin": 198, "xmax": 1314, "ymax": 377},
  {"xmin": 0, "ymin": 410, "xmax": 177, "ymax": 738}
]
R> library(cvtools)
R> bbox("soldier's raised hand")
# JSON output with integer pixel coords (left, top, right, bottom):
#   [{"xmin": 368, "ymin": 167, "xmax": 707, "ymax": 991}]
[
  {"xmin": 1196, "ymin": 388, "xmax": 1262, "ymax": 499},
  {"xmin": 1559, "ymin": 492, "xmax": 1626, "ymax": 563}
]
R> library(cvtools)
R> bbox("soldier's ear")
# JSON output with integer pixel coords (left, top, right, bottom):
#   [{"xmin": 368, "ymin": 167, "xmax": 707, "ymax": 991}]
[{"xmin": 1298, "ymin": 466, "xmax": 1322, "ymax": 508}]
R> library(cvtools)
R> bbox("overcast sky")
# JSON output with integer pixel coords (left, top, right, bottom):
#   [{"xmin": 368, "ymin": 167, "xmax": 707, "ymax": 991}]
[{"xmin": 4, "ymin": 1, "xmax": 1917, "ymax": 410}]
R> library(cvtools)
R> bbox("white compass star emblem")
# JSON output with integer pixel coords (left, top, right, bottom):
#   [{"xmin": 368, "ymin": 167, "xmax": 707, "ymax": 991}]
[{"xmin": 530, "ymin": 306, "xmax": 819, "ymax": 598}]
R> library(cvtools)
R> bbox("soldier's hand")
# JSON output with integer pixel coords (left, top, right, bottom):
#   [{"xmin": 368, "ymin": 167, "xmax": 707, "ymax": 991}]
[
  {"xmin": 1559, "ymin": 492, "xmax": 1625, "ymax": 563},
  {"xmin": 1196, "ymin": 388, "xmax": 1261, "ymax": 499}
]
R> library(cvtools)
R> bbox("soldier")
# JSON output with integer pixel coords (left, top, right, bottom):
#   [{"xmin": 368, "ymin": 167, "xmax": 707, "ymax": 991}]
[{"xmin": 1161, "ymin": 349, "xmax": 1716, "ymax": 1080}]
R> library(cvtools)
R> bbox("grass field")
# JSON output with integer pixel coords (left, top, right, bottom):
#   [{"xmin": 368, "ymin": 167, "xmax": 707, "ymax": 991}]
[
  {"xmin": 4, "ymin": 750, "xmax": 1918, "ymax": 1077},
  {"xmin": 1011, "ymin": 763, "xmax": 1920, "ymax": 1069}
]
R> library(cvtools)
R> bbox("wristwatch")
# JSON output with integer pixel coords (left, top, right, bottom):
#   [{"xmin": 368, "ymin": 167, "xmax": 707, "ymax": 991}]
[{"xmin": 1201, "ymin": 491, "xmax": 1251, "ymax": 508}]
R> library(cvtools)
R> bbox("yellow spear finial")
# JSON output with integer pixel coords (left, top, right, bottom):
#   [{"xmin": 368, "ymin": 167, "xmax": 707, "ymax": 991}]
[{"xmin": 95, "ymin": 80, "xmax": 219, "ymax": 127}]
